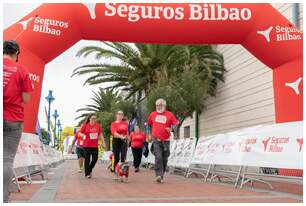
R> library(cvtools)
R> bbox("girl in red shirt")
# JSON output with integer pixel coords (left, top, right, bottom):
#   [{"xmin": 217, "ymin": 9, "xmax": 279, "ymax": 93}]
[
  {"xmin": 129, "ymin": 125, "xmax": 147, "ymax": 172},
  {"xmin": 110, "ymin": 110, "xmax": 129, "ymax": 179},
  {"xmin": 79, "ymin": 114, "xmax": 106, "ymax": 178}
]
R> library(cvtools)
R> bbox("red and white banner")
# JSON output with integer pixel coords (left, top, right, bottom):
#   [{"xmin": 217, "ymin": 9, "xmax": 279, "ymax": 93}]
[
  {"xmin": 168, "ymin": 138, "xmax": 186, "ymax": 167},
  {"xmin": 179, "ymin": 138, "xmax": 197, "ymax": 168},
  {"xmin": 167, "ymin": 139, "xmax": 178, "ymax": 166},
  {"xmin": 167, "ymin": 138, "xmax": 197, "ymax": 168},
  {"xmin": 13, "ymin": 133, "xmax": 63, "ymax": 169},
  {"xmin": 190, "ymin": 121, "xmax": 302, "ymax": 169}
]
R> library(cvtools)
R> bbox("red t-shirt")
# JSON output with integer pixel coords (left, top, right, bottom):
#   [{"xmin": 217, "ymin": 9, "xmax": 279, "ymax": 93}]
[
  {"xmin": 3, "ymin": 58, "xmax": 33, "ymax": 122},
  {"xmin": 74, "ymin": 131, "xmax": 84, "ymax": 147},
  {"xmin": 80, "ymin": 123, "xmax": 102, "ymax": 148},
  {"xmin": 111, "ymin": 121, "xmax": 129, "ymax": 136},
  {"xmin": 148, "ymin": 111, "xmax": 178, "ymax": 141},
  {"xmin": 130, "ymin": 132, "xmax": 146, "ymax": 148}
]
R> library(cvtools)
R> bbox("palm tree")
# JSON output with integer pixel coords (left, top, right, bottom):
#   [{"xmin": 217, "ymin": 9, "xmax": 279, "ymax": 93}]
[
  {"xmin": 75, "ymin": 88, "xmax": 136, "ymax": 149},
  {"xmin": 72, "ymin": 42, "xmax": 225, "ymax": 102},
  {"xmin": 75, "ymin": 88, "xmax": 120, "ymax": 122}
]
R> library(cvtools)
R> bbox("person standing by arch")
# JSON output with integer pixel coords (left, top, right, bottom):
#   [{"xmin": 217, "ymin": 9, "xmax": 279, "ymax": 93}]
[
  {"xmin": 79, "ymin": 114, "xmax": 106, "ymax": 178},
  {"xmin": 147, "ymin": 99, "xmax": 178, "ymax": 183},
  {"xmin": 3, "ymin": 40, "xmax": 33, "ymax": 202},
  {"xmin": 111, "ymin": 110, "xmax": 129, "ymax": 179},
  {"xmin": 130, "ymin": 125, "xmax": 147, "ymax": 172}
]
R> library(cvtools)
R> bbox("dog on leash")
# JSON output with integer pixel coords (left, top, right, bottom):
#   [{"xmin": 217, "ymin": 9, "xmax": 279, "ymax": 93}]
[{"xmin": 115, "ymin": 162, "xmax": 129, "ymax": 182}]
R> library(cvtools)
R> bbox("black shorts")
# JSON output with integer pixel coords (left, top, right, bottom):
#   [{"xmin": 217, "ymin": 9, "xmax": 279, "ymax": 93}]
[{"xmin": 76, "ymin": 146, "xmax": 85, "ymax": 159}]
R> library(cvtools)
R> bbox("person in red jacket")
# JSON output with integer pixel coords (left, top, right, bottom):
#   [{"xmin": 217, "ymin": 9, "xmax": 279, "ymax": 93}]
[
  {"xmin": 110, "ymin": 110, "xmax": 129, "ymax": 179},
  {"xmin": 79, "ymin": 114, "xmax": 106, "ymax": 178},
  {"xmin": 3, "ymin": 40, "xmax": 33, "ymax": 202},
  {"xmin": 70, "ymin": 127, "xmax": 85, "ymax": 173},
  {"xmin": 129, "ymin": 125, "xmax": 147, "ymax": 172},
  {"xmin": 147, "ymin": 98, "xmax": 178, "ymax": 183}
]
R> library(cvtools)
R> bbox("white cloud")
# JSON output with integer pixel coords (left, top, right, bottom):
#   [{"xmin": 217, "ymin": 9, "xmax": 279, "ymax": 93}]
[{"xmin": 4, "ymin": 4, "xmax": 116, "ymax": 130}]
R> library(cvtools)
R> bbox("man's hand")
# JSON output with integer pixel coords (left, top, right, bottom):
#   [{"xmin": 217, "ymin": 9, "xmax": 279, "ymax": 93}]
[{"xmin": 166, "ymin": 127, "xmax": 171, "ymax": 134}]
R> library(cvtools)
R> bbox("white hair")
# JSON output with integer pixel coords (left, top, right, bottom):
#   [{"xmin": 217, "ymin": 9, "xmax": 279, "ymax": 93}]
[{"xmin": 155, "ymin": 98, "xmax": 167, "ymax": 106}]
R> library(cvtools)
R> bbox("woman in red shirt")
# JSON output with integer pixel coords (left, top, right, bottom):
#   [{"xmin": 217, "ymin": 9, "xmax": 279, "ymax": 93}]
[
  {"xmin": 79, "ymin": 114, "xmax": 106, "ymax": 178},
  {"xmin": 129, "ymin": 125, "xmax": 147, "ymax": 172},
  {"xmin": 110, "ymin": 110, "xmax": 129, "ymax": 179}
]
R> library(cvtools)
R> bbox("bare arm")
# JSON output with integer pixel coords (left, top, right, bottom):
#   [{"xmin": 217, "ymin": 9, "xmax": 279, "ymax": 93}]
[
  {"xmin": 69, "ymin": 138, "xmax": 77, "ymax": 153},
  {"xmin": 99, "ymin": 133, "xmax": 106, "ymax": 148},
  {"xmin": 22, "ymin": 92, "xmax": 30, "ymax": 104}
]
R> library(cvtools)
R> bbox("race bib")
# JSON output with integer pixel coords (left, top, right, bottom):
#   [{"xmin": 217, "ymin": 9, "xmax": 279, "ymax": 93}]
[
  {"xmin": 155, "ymin": 115, "xmax": 167, "ymax": 124},
  {"xmin": 89, "ymin": 133, "xmax": 98, "ymax": 140}
]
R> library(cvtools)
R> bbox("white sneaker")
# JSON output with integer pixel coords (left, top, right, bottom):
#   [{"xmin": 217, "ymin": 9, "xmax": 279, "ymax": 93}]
[{"xmin": 156, "ymin": 176, "xmax": 162, "ymax": 183}]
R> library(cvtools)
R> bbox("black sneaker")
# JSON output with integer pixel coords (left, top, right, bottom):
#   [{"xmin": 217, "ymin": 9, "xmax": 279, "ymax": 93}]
[{"xmin": 135, "ymin": 168, "xmax": 140, "ymax": 173}]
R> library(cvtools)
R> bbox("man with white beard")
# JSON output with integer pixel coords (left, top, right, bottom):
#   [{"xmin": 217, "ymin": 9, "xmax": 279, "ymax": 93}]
[{"xmin": 147, "ymin": 99, "xmax": 178, "ymax": 183}]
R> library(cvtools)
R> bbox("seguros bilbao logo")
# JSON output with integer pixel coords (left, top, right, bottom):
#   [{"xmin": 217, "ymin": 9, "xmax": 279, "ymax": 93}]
[{"xmin": 19, "ymin": 16, "xmax": 69, "ymax": 36}]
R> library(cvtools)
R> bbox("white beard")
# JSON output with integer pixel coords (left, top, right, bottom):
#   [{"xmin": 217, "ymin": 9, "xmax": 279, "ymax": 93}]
[{"xmin": 156, "ymin": 107, "xmax": 165, "ymax": 113}]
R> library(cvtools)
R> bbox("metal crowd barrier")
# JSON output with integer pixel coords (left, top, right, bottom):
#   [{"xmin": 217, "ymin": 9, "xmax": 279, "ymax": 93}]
[
  {"xmin": 239, "ymin": 166, "xmax": 303, "ymax": 190},
  {"xmin": 100, "ymin": 147, "xmax": 302, "ymax": 192},
  {"xmin": 12, "ymin": 159, "xmax": 64, "ymax": 193}
]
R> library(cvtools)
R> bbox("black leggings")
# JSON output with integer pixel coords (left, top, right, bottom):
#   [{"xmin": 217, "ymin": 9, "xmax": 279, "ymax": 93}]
[
  {"xmin": 112, "ymin": 138, "xmax": 127, "ymax": 170},
  {"xmin": 83, "ymin": 147, "xmax": 98, "ymax": 176},
  {"xmin": 132, "ymin": 147, "xmax": 143, "ymax": 168}
]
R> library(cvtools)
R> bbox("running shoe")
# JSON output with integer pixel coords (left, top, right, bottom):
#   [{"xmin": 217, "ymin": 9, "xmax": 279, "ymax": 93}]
[{"xmin": 156, "ymin": 176, "xmax": 162, "ymax": 183}]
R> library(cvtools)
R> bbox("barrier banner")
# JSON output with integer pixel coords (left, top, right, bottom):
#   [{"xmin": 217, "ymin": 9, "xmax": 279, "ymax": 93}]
[
  {"xmin": 14, "ymin": 133, "xmax": 45, "ymax": 168},
  {"xmin": 172, "ymin": 138, "xmax": 189, "ymax": 167},
  {"xmin": 101, "ymin": 151, "xmax": 113, "ymax": 161},
  {"xmin": 126, "ymin": 147, "xmax": 133, "ymax": 162},
  {"xmin": 190, "ymin": 121, "xmax": 302, "ymax": 169},
  {"xmin": 180, "ymin": 138, "xmax": 197, "ymax": 168},
  {"xmin": 190, "ymin": 135, "xmax": 217, "ymax": 165},
  {"xmin": 167, "ymin": 139, "xmax": 177, "ymax": 166},
  {"xmin": 168, "ymin": 139, "xmax": 185, "ymax": 167},
  {"xmin": 14, "ymin": 133, "xmax": 63, "ymax": 169}
]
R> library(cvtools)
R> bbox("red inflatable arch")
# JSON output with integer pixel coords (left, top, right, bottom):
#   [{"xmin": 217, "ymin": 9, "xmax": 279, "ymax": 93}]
[{"xmin": 4, "ymin": 3, "xmax": 303, "ymax": 133}]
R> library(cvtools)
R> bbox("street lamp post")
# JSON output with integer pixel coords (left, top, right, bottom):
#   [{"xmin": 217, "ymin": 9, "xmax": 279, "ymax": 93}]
[
  {"xmin": 59, "ymin": 126, "xmax": 63, "ymax": 152},
  {"xmin": 57, "ymin": 119, "xmax": 61, "ymax": 150},
  {"xmin": 52, "ymin": 109, "xmax": 59, "ymax": 148},
  {"xmin": 45, "ymin": 90, "xmax": 55, "ymax": 145}
]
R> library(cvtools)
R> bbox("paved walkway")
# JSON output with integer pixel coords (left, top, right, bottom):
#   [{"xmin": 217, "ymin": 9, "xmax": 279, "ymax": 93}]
[{"xmin": 12, "ymin": 160, "xmax": 303, "ymax": 203}]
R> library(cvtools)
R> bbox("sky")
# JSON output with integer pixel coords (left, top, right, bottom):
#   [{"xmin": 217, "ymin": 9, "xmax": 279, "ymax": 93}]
[{"xmin": 4, "ymin": 3, "xmax": 114, "ymax": 130}]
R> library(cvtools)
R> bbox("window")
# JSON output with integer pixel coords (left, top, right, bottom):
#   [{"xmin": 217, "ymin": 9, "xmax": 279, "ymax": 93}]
[{"xmin": 184, "ymin": 126, "xmax": 190, "ymax": 139}]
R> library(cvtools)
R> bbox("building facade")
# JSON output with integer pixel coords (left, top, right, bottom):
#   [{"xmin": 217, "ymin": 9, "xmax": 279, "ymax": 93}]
[{"xmin": 180, "ymin": 4, "xmax": 303, "ymax": 139}]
